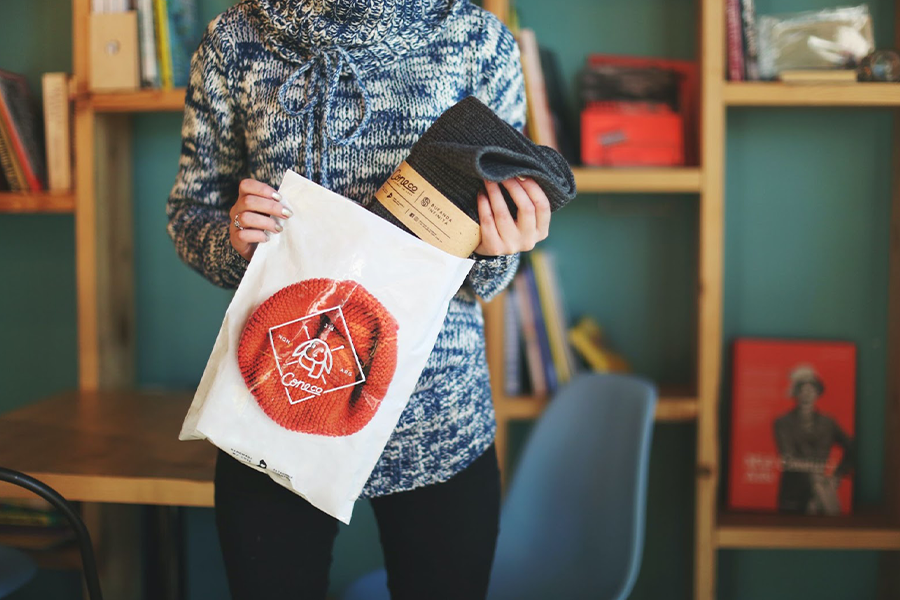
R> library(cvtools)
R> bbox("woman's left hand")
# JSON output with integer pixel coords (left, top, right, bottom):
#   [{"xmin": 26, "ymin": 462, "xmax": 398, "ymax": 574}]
[{"xmin": 474, "ymin": 177, "xmax": 551, "ymax": 256}]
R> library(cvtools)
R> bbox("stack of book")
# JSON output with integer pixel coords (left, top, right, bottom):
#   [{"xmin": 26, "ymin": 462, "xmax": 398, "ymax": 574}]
[
  {"xmin": 504, "ymin": 250, "xmax": 633, "ymax": 397},
  {"xmin": 726, "ymin": 0, "xmax": 761, "ymax": 81},
  {"xmin": 504, "ymin": 250, "xmax": 578, "ymax": 397},
  {"xmin": 94, "ymin": 0, "xmax": 200, "ymax": 89},
  {"xmin": 0, "ymin": 70, "xmax": 72, "ymax": 194},
  {"xmin": 0, "ymin": 499, "xmax": 75, "ymax": 553}
]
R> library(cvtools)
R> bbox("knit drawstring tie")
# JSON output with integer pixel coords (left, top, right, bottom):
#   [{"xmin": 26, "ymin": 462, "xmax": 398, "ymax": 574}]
[{"xmin": 277, "ymin": 47, "xmax": 372, "ymax": 188}]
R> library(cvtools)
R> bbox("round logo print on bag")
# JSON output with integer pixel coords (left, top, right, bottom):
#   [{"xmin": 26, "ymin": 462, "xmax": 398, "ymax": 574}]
[{"xmin": 237, "ymin": 279, "xmax": 398, "ymax": 437}]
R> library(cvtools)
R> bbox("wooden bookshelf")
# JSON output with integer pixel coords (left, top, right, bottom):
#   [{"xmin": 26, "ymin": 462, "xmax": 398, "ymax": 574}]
[
  {"xmin": 573, "ymin": 167, "xmax": 702, "ymax": 194},
  {"xmin": 90, "ymin": 88, "xmax": 186, "ymax": 113},
  {"xmin": 0, "ymin": 191, "xmax": 75, "ymax": 213},
  {"xmin": 717, "ymin": 512, "xmax": 900, "ymax": 550},
  {"xmin": 724, "ymin": 82, "xmax": 900, "ymax": 107}
]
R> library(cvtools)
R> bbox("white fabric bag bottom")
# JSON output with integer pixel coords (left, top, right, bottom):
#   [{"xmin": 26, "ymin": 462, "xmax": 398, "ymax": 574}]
[{"xmin": 180, "ymin": 170, "xmax": 474, "ymax": 523}]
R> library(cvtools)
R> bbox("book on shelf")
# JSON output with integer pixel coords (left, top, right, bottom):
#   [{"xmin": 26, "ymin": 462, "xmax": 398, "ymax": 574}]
[
  {"xmin": 529, "ymin": 250, "xmax": 576, "ymax": 385},
  {"xmin": 516, "ymin": 28, "xmax": 558, "ymax": 150},
  {"xmin": 0, "ymin": 499, "xmax": 64, "ymax": 528},
  {"xmin": 153, "ymin": 0, "xmax": 200, "ymax": 89},
  {"xmin": 726, "ymin": 0, "xmax": 745, "ymax": 81},
  {"xmin": 0, "ymin": 70, "xmax": 45, "ymax": 192},
  {"xmin": 512, "ymin": 267, "xmax": 547, "ymax": 397},
  {"xmin": 504, "ymin": 252, "xmax": 581, "ymax": 397},
  {"xmin": 522, "ymin": 261, "xmax": 557, "ymax": 393},
  {"xmin": 726, "ymin": 0, "xmax": 763, "ymax": 81},
  {"xmin": 0, "ymin": 115, "xmax": 27, "ymax": 192},
  {"xmin": 503, "ymin": 287, "xmax": 525, "ymax": 397},
  {"xmin": 740, "ymin": 0, "xmax": 760, "ymax": 81},
  {"xmin": 137, "ymin": 0, "xmax": 160, "ymax": 87},
  {"xmin": 568, "ymin": 316, "xmax": 630, "ymax": 373},
  {"xmin": 728, "ymin": 338, "xmax": 856, "ymax": 516},
  {"xmin": 0, "ymin": 499, "xmax": 73, "ymax": 552},
  {"xmin": 538, "ymin": 46, "xmax": 577, "ymax": 164},
  {"xmin": 41, "ymin": 73, "xmax": 72, "ymax": 192}
]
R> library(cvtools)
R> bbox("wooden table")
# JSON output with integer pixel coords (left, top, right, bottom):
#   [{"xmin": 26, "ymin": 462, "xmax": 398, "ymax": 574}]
[
  {"xmin": 0, "ymin": 389, "xmax": 216, "ymax": 506},
  {"xmin": 0, "ymin": 390, "xmax": 217, "ymax": 598}
]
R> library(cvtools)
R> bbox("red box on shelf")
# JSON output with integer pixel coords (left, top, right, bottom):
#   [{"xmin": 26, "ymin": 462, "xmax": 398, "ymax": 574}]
[
  {"xmin": 580, "ymin": 102, "xmax": 684, "ymax": 167},
  {"xmin": 585, "ymin": 54, "xmax": 698, "ymax": 165}
]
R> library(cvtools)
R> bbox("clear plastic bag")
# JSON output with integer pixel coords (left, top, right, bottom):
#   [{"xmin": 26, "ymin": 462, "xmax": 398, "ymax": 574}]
[{"xmin": 757, "ymin": 5, "xmax": 874, "ymax": 79}]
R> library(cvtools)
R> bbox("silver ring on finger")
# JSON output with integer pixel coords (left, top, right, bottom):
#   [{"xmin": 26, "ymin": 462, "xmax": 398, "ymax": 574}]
[{"xmin": 233, "ymin": 213, "xmax": 245, "ymax": 231}]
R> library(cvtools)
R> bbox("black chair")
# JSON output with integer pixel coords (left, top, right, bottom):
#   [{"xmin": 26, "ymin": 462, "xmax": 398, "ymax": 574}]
[{"xmin": 0, "ymin": 468, "xmax": 103, "ymax": 600}]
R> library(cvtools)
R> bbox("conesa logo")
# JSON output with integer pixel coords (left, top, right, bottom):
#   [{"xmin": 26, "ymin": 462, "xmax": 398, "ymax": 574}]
[{"xmin": 268, "ymin": 306, "xmax": 366, "ymax": 404}]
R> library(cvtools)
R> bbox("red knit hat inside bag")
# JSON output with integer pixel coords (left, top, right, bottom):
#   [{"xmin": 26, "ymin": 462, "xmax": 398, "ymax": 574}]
[{"xmin": 238, "ymin": 279, "xmax": 399, "ymax": 437}]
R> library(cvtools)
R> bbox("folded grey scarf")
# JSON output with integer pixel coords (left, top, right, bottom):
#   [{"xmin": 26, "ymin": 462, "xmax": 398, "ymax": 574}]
[{"xmin": 372, "ymin": 96, "xmax": 576, "ymax": 232}]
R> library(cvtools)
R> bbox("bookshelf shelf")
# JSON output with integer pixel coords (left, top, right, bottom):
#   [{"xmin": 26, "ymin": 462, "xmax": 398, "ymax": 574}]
[
  {"xmin": 572, "ymin": 167, "xmax": 702, "ymax": 194},
  {"xmin": 90, "ymin": 88, "xmax": 186, "ymax": 113},
  {"xmin": 716, "ymin": 512, "xmax": 900, "ymax": 550},
  {"xmin": 0, "ymin": 192, "xmax": 75, "ymax": 213},
  {"xmin": 495, "ymin": 391, "xmax": 698, "ymax": 422},
  {"xmin": 724, "ymin": 82, "xmax": 900, "ymax": 107}
]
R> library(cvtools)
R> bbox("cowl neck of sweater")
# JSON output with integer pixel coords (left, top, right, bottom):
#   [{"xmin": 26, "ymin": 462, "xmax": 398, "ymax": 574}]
[{"xmin": 248, "ymin": 0, "xmax": 458, "ymax": 73}]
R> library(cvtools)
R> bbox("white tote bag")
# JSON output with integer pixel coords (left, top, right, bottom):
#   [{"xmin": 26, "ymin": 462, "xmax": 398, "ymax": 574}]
[{"xmin": 180, "ymin": 170, "xmax": 473, "ymax": 523}]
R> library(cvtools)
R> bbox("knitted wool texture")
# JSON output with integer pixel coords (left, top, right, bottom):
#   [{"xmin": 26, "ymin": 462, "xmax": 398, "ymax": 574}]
[
  {"xmin": 372, "ymin": 95, "xmax": 576, "ymax": 231},
  {"xmin": 238, "ymin": 279, "xmax": 398, "ymax": 436},
  {"xmin": 166, "ymin": 0, "xmax": 526, "ymax": 497}
]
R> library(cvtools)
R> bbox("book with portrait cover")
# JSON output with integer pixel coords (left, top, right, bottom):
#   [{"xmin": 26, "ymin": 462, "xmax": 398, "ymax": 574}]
[{"xmin": 728, "ymin": 338, "xmax": 856, "ymax": 515}]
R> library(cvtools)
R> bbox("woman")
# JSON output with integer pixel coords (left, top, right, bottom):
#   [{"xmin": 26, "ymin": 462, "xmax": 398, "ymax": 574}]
[
  {"xmin": 774, "ymin": 366, "xmax": 854, "ymax": 515},
  {"xmin": 166, "ymin": 1, "xmax": 550, "ymax": 598}
]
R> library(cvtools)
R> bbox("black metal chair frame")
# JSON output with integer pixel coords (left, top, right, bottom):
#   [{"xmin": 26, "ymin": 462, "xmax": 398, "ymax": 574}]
[{"xmin": 0, "ymin": 468, "xmax": 103, "ymax": 600}]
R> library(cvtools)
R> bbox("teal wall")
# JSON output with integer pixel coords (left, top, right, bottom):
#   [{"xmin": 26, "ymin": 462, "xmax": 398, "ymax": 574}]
[{"xmin": 1, "ymin": 0, "xmax": 895, "ymax": 598}]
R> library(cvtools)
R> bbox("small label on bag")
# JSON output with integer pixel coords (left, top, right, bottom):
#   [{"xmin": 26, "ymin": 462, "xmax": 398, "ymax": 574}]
[{"xmin": 374, "ymin": 161, "xmax": 481, "ymax": 258}]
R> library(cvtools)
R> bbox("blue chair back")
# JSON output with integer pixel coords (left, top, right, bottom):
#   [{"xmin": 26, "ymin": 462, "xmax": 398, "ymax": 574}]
[
  {"xmin": 487, "ymin": 373, "xmax": 657, "ymax": 600},
  {"xmin": 339, "ymin": 373, "xmax": 657, "ymax": 600}
]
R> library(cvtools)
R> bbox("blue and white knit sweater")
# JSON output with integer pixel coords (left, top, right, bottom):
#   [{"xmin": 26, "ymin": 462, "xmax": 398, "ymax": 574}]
[{"xmin": 167, "ymin": 0, "xmax": 526, "ymax": 497}]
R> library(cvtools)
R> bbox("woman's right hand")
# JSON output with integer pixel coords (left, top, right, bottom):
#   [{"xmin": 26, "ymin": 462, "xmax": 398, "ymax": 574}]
[{"xmin": 229, "ymin": 178, "xmax": 293, "ymax": 261}]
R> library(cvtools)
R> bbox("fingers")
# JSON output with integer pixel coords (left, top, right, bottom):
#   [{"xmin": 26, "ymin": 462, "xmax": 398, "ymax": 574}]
[
  {"xmin": 233, "ymin": 227, "xmax": 270, "ymax": 245},
  {"xmin": 516, "ymin": 177, "xmax": 551, "ymax": 239},
  {"xmin": 485, "ymin": 180, "xmax": 518, "ymax": 244},
  {"xmin": 235, "ymin": 210, "xmax": 283, "ymax": 234},
  {"xmin": 230, "ymin": 179, "xmax": 287, "ymax": 261},
  {"xmin": 232, "ymin": 194, "xmax": 293, "ymax": 220},
  {"xmin": 476, "ymin": 191, "xmax": 502, "ymax": 254},
  {"xmin": 474, "ymin": 177, "xmax": 553, "ymax": 256},
  {"xmin": 239, "ymin": 178, "xmax": 281, "ymax": 203},
  {"xmin": 502, "ymin": 178, "xmax": 537, "ymax": 250}
]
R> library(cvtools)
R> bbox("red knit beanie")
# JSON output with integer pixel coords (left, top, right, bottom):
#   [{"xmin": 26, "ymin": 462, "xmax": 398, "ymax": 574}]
[{"xmin": 238, "ymin": 279, "xmax": 398, "ymax": 437}]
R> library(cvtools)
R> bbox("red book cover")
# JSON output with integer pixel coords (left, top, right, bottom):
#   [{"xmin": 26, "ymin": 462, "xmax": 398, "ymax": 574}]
[
  {"xmin": 726, "ymin": 0, "xmax": 746, "ymax": 81},
  {"xmin": 728, "ymin": 339, "xmax": 856, "ymax": 515},
  {"xmin": 0, "ymin": 70, "xmax": 45, "ymax": 192}
]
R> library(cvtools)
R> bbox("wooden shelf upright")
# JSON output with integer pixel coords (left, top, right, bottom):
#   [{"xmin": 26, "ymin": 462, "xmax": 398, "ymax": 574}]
[
  {"xmin": 706, "ymin": 0, "xmax": 900, "ymax": 598},
  {"xmin": 483, "ymin": 2, "xmax": 723, "ymax": 599}
]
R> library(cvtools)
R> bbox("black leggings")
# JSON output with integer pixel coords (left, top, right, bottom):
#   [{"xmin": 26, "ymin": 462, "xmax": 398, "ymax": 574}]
[{"xmin": 214, "ymin": 445, "xmax": 501, "ymax": 600}]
